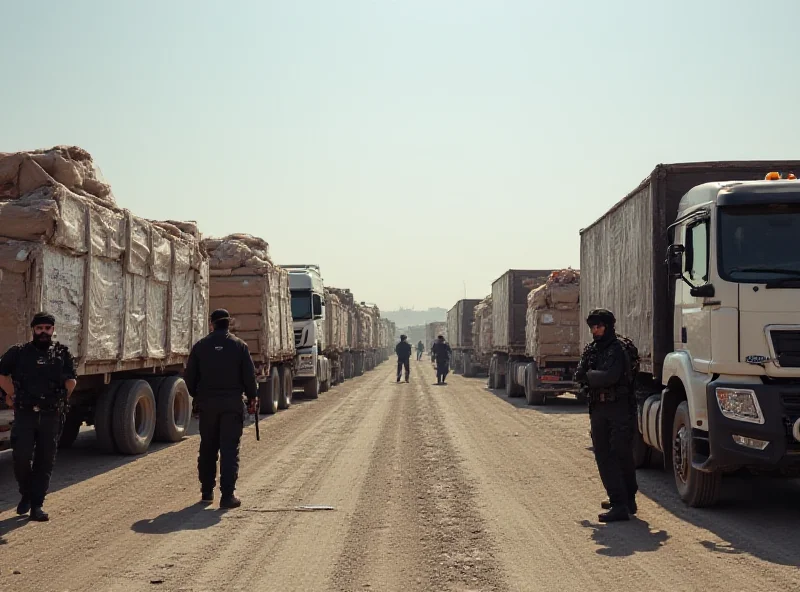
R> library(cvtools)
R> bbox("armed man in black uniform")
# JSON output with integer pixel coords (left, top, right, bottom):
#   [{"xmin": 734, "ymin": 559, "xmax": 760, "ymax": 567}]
[
  {"xmin": 185, "ymin": 309, "xmax": 258, "ymax": 509},
  {"xmin": 0, "ymin": 312, "xmax": 77, "ymax": 522},
  {"xmin": 431, "ymin": 335, "xmax": 452, "ymax": 385},
  {"xmin": 396, "ymin": 335, "xmax": 412, "ymax": 383},
  {"xmin": 575, "ymin": 308, "xmax": 638, "ymax": 523}
]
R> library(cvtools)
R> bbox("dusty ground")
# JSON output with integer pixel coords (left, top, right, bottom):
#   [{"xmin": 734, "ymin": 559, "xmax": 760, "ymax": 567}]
[{"xmin": 1, "ymin": 358, "xmax": 799, "ymax": 591}]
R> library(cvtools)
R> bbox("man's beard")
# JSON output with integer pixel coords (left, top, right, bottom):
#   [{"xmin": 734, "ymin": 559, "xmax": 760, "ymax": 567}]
[{"xmin": 34, "ymin": 333, "xmax": 52, "ymax": 349}]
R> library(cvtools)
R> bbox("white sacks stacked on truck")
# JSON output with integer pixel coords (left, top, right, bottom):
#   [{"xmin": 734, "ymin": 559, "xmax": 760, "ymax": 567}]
[
  {"xmin": 472, "ymin": 295, "xmax": 493, "ymax": 357},
  {"xmin": 202, "ymin": 235, "xmax": 294, "ymax": 365},
  {"xmin": 323, "ymin": 288, "xmax": 348, "ymax": 354},
  {"xmin": 525, "ymin": 269, "xmax": 581, "ymax": 360},
  {"xmin": 0, "ymin": 146, "xmax": 209, "ymax": 366}
]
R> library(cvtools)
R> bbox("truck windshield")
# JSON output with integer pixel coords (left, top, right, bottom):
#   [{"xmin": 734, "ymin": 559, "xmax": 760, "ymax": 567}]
[
  {"xmin": 291, "ymin": 291, "xmax": 313, "ymax": 320},
  {"xmin": 719, "ymin": 205, "xmax": 800, "ymax": 282}
]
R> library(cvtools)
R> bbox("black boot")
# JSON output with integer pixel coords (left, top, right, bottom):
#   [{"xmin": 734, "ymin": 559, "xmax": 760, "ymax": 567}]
[
  {"xmin": 598, "ymin": 506, "xmax": 630, "ymax": 523},
  {"xmin": 220, "ymin": 494, "xmax": 242, "ymax": 509},
  {"xmin": 201, "ymin": 490, "xmax": 214, "ymax": 504},
  {"xmin": 30, "ymin": 507, "xmax": 49, "ymax": 522},
  {"xmin": 601, "ymin": 497, "xmax": 637, "ymax": 515},
  {"xmin": 16, "ymin": 495, "xmax": 31, "ymax": 516}
]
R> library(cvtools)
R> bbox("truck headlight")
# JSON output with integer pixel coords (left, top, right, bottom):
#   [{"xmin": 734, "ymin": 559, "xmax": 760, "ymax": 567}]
[{"xmin": 715, "ymin": 388, "xmax": 764, "ymax": 424}]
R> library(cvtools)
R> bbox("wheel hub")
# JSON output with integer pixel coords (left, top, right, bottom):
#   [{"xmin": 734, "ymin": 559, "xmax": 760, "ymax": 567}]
[{"xmin": 673, "ymin": 424, "xmax": 691, "ymax": 484}]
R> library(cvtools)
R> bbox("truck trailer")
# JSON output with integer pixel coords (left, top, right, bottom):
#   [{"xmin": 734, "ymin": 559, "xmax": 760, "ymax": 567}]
[
  {"xmin": 203, "ymin": 235, "xmax": 296, "ymax": 413},
  {"xmin": 580, "ymin": 161, "xmax": 800, "ymax": 507},
  {"xmin": 446, "ymin": 299, "xmax": 482, "ymax": 377},
  {"xmin": 0, "ymin": 147, "xmax": 208, "ymax": 454}
]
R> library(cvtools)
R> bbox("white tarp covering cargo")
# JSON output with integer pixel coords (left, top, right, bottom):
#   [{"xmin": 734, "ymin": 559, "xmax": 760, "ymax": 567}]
[
  {"xmin": 472, "ymin": 296, "xmax": 493, "ymax": 358},
  {"xmin": 328, "ymin": 287, "xmax": 357, "ymax": 350},
  {"xmin": 203, "ymin": 235, "xmax": 294, "ymax": 367},
  {"xmin": 0, "ymin": 147, "xmax": 208, "ymax": 372},
  {"xmin": 525, "ymin": 269, "xmax": 581, "ymax": 361},
  {"xmin": 323, "ymin": 288, "xmax": 348, "ymax": 353}
]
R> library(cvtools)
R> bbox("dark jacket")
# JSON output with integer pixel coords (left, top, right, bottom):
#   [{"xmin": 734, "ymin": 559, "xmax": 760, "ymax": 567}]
[
  {"xmin": 575, "ymin": 330, "xmax": 629, "ymax": 400},
  {"xmin": 396, "ymin": 341, "xmax": 412, "ymax": 361},
  {"xmin": 0, "ymin": 342, "xmax": 76, "ymax": 409},
  {"xmin": 185, "ymin": 330, "xmax": 258, "ymax": 401},
  {"xmin": 431, "ymin": 341, "xmax": 452, "ymax": 364}
]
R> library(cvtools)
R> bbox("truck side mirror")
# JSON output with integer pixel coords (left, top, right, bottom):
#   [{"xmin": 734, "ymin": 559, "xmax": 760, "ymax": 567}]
[
  {"xmin": 666, "ymin": 244, "xmax": 685, "ymax": 278},
  {"xmin": 690, "ymin": 284, "xmax": 715, "ymax": 298},
  {"xmin": 313, "ymin": 294, "xmax": 323, "ymax": 318}
]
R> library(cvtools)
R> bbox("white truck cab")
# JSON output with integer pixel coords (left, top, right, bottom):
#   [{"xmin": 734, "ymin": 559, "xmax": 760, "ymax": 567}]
[
  {"xmin": 283, "ymin": 265, "xmax": 331, "ymax": 398},
  {"xmin": 643, "ymin": 172, "xmax": 800, "ymax": 505}
]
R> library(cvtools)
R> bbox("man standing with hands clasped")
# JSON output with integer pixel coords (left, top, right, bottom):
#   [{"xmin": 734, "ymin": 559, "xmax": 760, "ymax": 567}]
[
  {"xmin": 0, "ymin": 312, "xmax": 77, "ymax": 522},
  {"xmin": 185, "ymin": 309, "xmax": 259, "ymax": 509}
]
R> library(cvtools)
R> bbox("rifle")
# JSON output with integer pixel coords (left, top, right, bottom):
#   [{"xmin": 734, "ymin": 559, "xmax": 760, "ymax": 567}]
[{"xmin": 253, "ymin": 402, "xmax": 260, "ymax": 441}]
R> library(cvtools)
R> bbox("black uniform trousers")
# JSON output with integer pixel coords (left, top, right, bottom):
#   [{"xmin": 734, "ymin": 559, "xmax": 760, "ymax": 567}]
[
  {"xmin": 11, "ymin": 408, "xmax": 64, "ymax": 507},
  {"xmin": 397, "ymin": 358, "xmax": 410, "ymax": 381},
  {"xmin": 197, "ymin": 396, "xmax": 245, "ymax": 495},
  {"xmin": 436, "ymin": 360, "xmax": 449, "ymax": 383},
  {"xmin": 590, "ymin": 398, "xmax": 638, "ymax": 508}
]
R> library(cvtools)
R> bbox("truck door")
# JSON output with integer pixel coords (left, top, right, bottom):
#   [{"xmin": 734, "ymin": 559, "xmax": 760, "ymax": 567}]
[{"xmin": 679, "ymin": 218, "xmax": 712, "ymax": 370}]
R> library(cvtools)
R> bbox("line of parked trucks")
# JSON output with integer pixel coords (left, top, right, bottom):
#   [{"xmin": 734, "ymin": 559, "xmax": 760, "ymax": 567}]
[
  {"xmin": 0, "ymin": 146, "xmax": 395, "ymax": 455},
  {"xmin": 446, "ymin": 160, "xmax": 800, "ymax": 508}
]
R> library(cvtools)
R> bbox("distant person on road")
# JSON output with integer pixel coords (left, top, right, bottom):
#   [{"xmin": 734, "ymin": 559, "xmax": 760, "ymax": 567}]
[
  {"xmin": 0, "ymin": 312, "xmax": 77, "ymax": 522},
  {"xmin": 396, "ymin": 335, "xmax": 412, "ymax": 383},
  {"xmin": 185, "ymin": 309, "xmax": 259, "ymax": 509},
  {"xmin": 575, "ymin": 308, "xmax": 638, "ymax": 523},
  {"xmin": 431, "ymin": 336, "xmax": 452, "ymax": 385},
  {"xmin": 416, "ymin": 340, "xmax": 425, "ymax": 361}
]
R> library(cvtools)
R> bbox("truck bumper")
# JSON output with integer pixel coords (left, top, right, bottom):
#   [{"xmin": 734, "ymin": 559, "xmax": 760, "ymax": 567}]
[
  {"xmin": 701, "ymin": 379, "xmax": 800, "ymax": 472},
  {"xmin": 294, "ymin": 349, "xmax": 316, "ymax": 378}
]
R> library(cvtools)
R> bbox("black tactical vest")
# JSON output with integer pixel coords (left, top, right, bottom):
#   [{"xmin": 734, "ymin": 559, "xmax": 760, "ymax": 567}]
[{"xmin": 14, "ymin": 343, "xmax": 67, "ymax": 407}]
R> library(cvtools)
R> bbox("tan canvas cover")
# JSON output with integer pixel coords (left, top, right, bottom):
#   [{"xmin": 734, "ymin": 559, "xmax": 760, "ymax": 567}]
[
  {"xmin": 323, "ymin": 288, "xmax": 348, "ymax": 353},
  {"xmin": 525, "ymin": 269, "xmax": 581, "ymax": 360},
  {"xmin": 472, "ymin": 296, "xmax": 493, "ymax": 357},
  {"xmin": 204, "ymin": 235, "xmax": 294, "ymax": 364},
  {"xmin": 0, "ymin": 148, "xmax": 208, "ymax": 368}
]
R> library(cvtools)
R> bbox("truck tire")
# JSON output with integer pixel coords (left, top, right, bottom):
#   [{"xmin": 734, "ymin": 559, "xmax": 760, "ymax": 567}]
[
  {"xmin": 487, "ymin": 358, "xmax": 496, "ymax": 389},
  {"xmin": 279, "ymin": 366, "xmax": 293, "ymax": 409},
  {"xmin": 59, "ymin": 410, "xmax": 83, "ymax": 449},
  {"xmin": 260, "ymin": 368, "xmax": 279, "ymax": 415},
  {"xmin": 95, "ymin": 381, "xmax": 124, "ymax": 453},
  {"xmin": 463, "ymin": 353, "xmax": 474, "ymax": 378},
  {"xmin": 505, "ymin": 362, "xmax": 520, "ymax": 397},
  {"xmin": 154, "ymin": 376, "xmax": 192, "ymax": 443},
  {"xmin": 672, "ymin": 401, "xmax": 721, "ymax": 507},
  {"xmin": 112, "ymin": 379, "xmax": 156, "ymax": 455},
  {"xmin": 354, "ymin": 355, "xmax": 364, "ymax": 377},
  {"xmin": 304, "ymin": 376, "xmax": 320, "ymax": 399},
  {"xmin": 524, "ymin": 364, "xmax": 546, "ymax": 405}
]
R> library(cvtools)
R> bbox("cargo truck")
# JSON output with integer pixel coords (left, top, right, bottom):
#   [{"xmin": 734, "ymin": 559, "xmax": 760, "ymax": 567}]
[
  {"xmin": 580, "ymin": 162, "xmax": 800, "ymax": 507},
  {"xmin": 356, "ymin": 303, "xmax": 381, "ymax": 372},
  {"xmin": 204, "ymin": 236, "xmax": 296, "ymax": 414},
  {"xmin": 284, "ymin": 265, "xmax": 332, "ymax": 398},
  {"xmin": 515, "ymin": 270, "xmax": 583, "ymax": 405},
  {"xmin": 0, "ymin": 147, "xmax": 208, "ymax": 454},
  {"xmin": 471, "ymin": 296, "xmax": 493, "ymax": 375},
  {"xmin": 487, "ymin": 270, "xmax": 552, "ymax": 392},
  {"xmin": 425, "ymin": 321, "xmax": 447, "ymax": 358},
  {"xmin": 447, "ymin": 299, "xmax": 482, "ymax": 377}
]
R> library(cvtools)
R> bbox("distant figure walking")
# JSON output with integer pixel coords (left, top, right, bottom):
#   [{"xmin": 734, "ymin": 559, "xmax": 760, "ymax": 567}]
[
  {"xmin": 416, "ymin": 340, "xmax": 425, "ymax": 361},
  {"xmin": 396, "ymin": 335, "xmax": 412, "ymax": 383},
  {"xmin": 431, "ymin": 336, "xmax": 452, "ymax": 385}
]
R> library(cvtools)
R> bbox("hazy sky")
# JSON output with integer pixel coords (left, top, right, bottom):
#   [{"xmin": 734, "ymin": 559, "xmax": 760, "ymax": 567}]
[{"xmin": 2, "ymin": 1, "xmax": 797, "ymax": 311}]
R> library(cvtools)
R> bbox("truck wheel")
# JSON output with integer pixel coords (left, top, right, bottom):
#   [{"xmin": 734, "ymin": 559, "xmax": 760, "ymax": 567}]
[
  {"xmin": 524, "ymin": 365, "xmax": 546, "ymax": 405},
  {"xmin": 672, "ymin": 401, "xmax": 721, "ymax": 507},
  {"xmin": 279, "ymin": 366, "xmax": 293, "ymax": 409},
  {"xmin": 260, "ymin": 368, "xmax": 279, "ymax": 415},
  {"xmin": 463, "ymin": 353, "xmax": 473, "ymax": 378},
  {"xmin": 355, "ymin": 356, "xmax": 364, "ymax": 377},
  {"xmin": 154, "ymin": 376, "xmax": 192, "ymax": 443},
  {"xmin": 59, "ymin": 410, "xmax": 83, "ymax": 449},
  {"xmin": 112, "ymin": 379, "xmax": 156, "ymax": 455},
  {"xmin": 304, "ymin": 376, "xmax": 320, "ymax": 399},
  {"xmin": 487, "ymin": 358, "xmax": 496, "ymax": 389},
  {"xmin": 505, "ymin": 362, "xmax": 521, "ymax": 398},
  {"xmin": 94, "ymin": 381, "xmax": 124, "ymax": 453}
]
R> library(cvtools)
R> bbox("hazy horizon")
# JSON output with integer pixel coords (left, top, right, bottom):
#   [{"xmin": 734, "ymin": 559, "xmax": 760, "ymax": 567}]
[{"xmin": 3, "ymin": 1, "xmax": 797, "ymax": 311}]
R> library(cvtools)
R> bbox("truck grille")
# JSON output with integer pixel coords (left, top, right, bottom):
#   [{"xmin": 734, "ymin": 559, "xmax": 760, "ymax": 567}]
[
  {"xmin": 770, "ymin": 330, "xmax": 800, "ymax": 368},
  {"xmin": 294, "ymin": 329, "xmax": 302, "ymax": 346}
]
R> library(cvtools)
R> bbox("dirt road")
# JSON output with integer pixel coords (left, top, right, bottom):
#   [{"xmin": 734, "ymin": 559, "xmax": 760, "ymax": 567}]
[{"xmin": 1, "ymin": 359, "xmax": 799, "ymax": 591}]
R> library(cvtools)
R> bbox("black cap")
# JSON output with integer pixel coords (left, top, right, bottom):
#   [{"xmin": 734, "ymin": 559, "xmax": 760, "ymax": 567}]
[
  {"xmin": 31, "ymin": 312, "xmax": 55, "ymax": 327},
  {"xmin": 437, "ymin": 335, "xmax": 444, "ymax": 340},
  {"xmin": 586, "ymin": 308, "xmax": 616, "ymax": 327},
  {"xmin": 400, "ymin": 334, "xmax": 407, "ymax": 340},
  {"xmin": 210, "ymin": 309, "xmax": 231, "ymax": 323}
]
